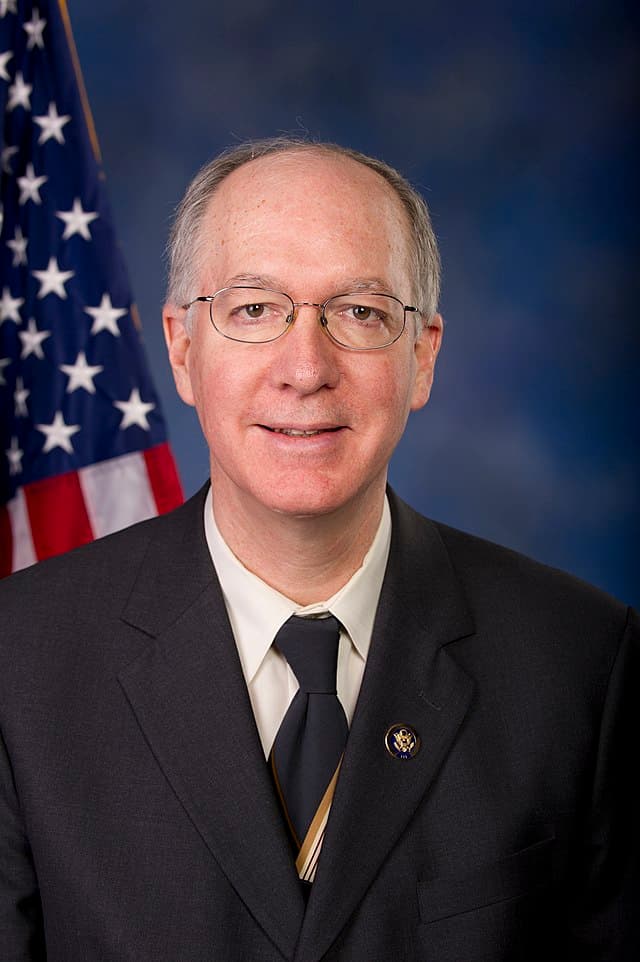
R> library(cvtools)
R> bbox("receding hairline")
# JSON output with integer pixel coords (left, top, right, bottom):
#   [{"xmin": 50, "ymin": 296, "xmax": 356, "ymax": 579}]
[
  {"xmin": 198, "ymin": 145, "xmax": 415, "ymax": 271},
  {"xmin": 206, "ymin": 142, "xmax": 410, "ymax": 197}
]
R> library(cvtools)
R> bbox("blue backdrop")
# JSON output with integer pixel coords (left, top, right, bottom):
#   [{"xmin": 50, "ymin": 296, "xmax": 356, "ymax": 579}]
[{"xmin": 68, "ymin": 1, "xmax": 638, "ymax": 605}]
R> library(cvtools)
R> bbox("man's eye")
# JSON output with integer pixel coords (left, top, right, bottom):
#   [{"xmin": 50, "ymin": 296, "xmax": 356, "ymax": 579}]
[
  {"xmin": 244, "ymin": 303, "xmax": 266, "ymax": 319},
  {"xmin": 343, "ymin": 304, "xmax": 385, "ymax": 325},
  {"xmin": 229, "ymin": 302, "xmax": 274, "ymax": 322}
]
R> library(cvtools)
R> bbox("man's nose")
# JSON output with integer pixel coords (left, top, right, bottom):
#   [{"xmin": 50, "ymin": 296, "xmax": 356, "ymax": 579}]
[{"xmin": 272, "ymin": 303, "xmax": 339, "ymax": 394}]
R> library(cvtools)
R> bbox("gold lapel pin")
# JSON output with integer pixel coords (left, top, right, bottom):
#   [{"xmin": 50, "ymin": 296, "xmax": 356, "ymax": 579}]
[{"xmin": 385, "ymin": 723, "xmax": 420, "ymax": 760}]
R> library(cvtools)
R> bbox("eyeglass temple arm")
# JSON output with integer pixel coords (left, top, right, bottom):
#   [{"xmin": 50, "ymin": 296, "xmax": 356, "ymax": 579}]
[{"xmin": 180, "ymin": 296, "xmax": 214, "ymax": 310}]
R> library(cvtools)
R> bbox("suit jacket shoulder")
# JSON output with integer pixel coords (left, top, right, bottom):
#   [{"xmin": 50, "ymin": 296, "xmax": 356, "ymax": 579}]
[
  {"xmin": 388, "ymin": 488, "xmax": 630, "ymax": 671},
  {"xmin": 0, "ymin": 482, "xmax": 212, "ymax": 642}
]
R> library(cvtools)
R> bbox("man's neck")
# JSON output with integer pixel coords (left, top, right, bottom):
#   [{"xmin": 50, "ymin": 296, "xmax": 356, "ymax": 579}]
[{"xmin": 210, "ymin": 484, "xmax": 386, "ymax": 606}]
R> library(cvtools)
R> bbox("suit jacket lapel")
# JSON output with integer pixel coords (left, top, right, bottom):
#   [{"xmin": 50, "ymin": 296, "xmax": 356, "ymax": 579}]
[
  {"xmin": 296, "ymin": 492, "xmax": 476, "ymax": 962},
  {"xmin": 117, "ymin": 486, "xmax": 305, "ymax": 960}
]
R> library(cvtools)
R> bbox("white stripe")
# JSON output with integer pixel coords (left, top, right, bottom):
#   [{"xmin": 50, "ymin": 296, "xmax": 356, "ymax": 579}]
[
  {"xmin": 302, "ymin": 828, "xmax": 325, "ymax": 882},
  {"xmin": 297, "ymin": 808, "xmax": 330, "ymax": 882},
  {"xmin": 79, "ymin": 452, "xmax": 156, "ymax": 539},
  {"xmin": 7, "ymin": 490, "xmax": 37, "ymax": 572}
]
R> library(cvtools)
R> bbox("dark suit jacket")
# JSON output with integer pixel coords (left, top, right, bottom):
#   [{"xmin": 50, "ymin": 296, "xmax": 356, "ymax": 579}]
[{"xmin": 0, "ymin": 486, "xmax": 637, "ymax": 961}]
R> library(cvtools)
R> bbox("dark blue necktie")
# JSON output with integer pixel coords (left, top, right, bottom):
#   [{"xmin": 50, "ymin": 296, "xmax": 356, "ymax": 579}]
[{"xmin": 271, "ymin": 615, "xmax": 348, "ymax": 868}]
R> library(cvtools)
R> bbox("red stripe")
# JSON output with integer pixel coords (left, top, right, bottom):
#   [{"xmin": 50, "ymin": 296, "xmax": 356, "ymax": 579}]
[
  {"xmin": 0, "ymin": 504, "xmax": 12, "ymax": 578},
  {"xmin": 24, "ymin": 471, "xmax": 94, "ymax": 562},
  {"xmin": 143, "ymin": 443, "xmax": 183, "ymax": 514}
]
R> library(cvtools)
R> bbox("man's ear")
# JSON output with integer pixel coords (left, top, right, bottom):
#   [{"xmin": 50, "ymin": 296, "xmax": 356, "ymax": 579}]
[
  {"xmin": 410, "ymin": 313, "xmax": 443, "ymax": 412},
  {"xmin": 162, "ymin": 303, "xmax": 195, "ymax": 407}
]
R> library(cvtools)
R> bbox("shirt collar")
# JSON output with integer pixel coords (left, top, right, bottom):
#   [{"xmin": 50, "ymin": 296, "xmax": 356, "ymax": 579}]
[{"xmin": 203, "ymin": 488, "xmax": 391, "ymax": 684}]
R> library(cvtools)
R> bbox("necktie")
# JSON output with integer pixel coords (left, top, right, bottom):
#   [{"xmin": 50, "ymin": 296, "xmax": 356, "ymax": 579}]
[{"xmin": 271, "ymin": 615, "xmax": 348, "ymax": 883}]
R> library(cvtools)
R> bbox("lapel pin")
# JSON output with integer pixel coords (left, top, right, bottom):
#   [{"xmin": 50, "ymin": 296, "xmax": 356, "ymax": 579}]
[{"xmin": 385, "ymin": 723, "xmax": 420, "ymax": 760}]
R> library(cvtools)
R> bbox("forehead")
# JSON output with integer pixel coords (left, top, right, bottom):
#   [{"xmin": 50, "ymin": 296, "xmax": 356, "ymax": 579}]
[{"xmin": 196, "ymin": 150, "xmax": 413, "ymax": 291}]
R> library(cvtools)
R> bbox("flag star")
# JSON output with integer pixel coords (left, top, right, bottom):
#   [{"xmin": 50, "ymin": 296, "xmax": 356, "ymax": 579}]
[
  {"xmin": 7, "ymin": 226, "xmax": 28, "ymax": 266},
  {"xmin": 60, "ymin": 351, "xmax": 104, "ymax": 394},
  {"xmin": 114, "ymin": 388, "xmax": 155, "ymax": 430},
  {"xmin": 17, "ymin": 163, "xmax": 47, "ymax": 204},
  {"xmin": 36, "ymin": 410, "xmax": 80, "ymax": 454},
  {"xmin": 23, "ymin": 8, "xmax": 46, "ymax": 49},
  {"xmin": 0, "ymin": 0, "xmax": 17, "ymax": 17},
  {"xmin": 1, "ymin": 144, "xmax": 18, "ymax": 174},
  {"xmin": 33, "ymin": 101, "xmax": 70, "ymax": 145},
  {"xmin": 7, "ymin": 71, "xmax": 32, "ymax": 110},
  {"xmin": 0, "ymin": 356, "xmax": 10, "ymax": 385},
  {"xmin": 85, "ymin": 293, "xmax": 127, "ymax": 335},
  {"xmin": 14, "ymin": 376, "xmax": 29, "ymax": 416},
  {"xmin": 6, "ymin": 437, "xmax": 23, "ymax": 475},
  {"xmin": 19, "ymin": 317, "xmax": 51, "ymax": 359},
  {"xmin": 32, "ymin": 256, "xmax": 74, "ymax": 299},
  {"xmin": 56, "ymin": 197, "xmax": 98, "ymax": 240},
  {"xmin": 0, "ymin": 286, "xmax": 24, "ymax": 325},
  {"xmin": 0, "ymin": 49, "xmax": 12, "ymax": 80}
]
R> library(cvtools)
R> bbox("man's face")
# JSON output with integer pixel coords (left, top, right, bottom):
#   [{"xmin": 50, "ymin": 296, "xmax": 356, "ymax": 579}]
[{"xmin": 164, "ymin": 151, "xmax": 442, "ymax": 525}]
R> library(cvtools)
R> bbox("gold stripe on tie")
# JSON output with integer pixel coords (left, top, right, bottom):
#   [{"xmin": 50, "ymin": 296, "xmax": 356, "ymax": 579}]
[{"xmin": 296, "ymin": 758, "xmax": 342, "ymax": 882}]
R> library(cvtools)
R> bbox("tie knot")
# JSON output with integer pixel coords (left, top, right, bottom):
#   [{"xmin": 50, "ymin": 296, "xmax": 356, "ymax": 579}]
[{"xmin": 274, "ymin": 615, "xmax": 341, "ymax": 693}]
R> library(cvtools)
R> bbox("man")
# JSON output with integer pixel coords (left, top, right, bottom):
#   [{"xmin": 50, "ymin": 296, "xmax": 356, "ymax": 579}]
[{"xmin": 0, "ymin": 138, "xmax": 637, "ymax": 961}]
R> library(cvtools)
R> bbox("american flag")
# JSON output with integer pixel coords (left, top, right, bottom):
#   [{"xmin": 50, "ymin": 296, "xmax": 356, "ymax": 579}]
[{"xmin": 0, "ymin": 0, "xmax": 183, "ymax": 576}]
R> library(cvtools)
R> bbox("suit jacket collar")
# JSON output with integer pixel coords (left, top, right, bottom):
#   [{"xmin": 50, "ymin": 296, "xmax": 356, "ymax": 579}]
[
  {"xmin": 119, "ymin": 485, "xmax": 306, "ymax": 959},
  {"xmin": 118, "ymin": 484, "xmax": 475, "ymax": 961}
]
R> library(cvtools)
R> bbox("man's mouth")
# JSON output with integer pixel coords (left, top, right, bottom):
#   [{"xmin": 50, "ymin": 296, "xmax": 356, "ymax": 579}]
[{"xmin": 261, "ymin": 426, "xmax": 343, "ymax": 437}]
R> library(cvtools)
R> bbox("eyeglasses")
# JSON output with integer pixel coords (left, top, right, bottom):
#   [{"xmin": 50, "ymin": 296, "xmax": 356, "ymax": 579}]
[{"xmin": 181, "ymin": 287, "xmax": 420, "ymax": 350}]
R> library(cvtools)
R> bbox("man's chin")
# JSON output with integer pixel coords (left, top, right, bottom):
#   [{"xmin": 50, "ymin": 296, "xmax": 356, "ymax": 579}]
[
  {"xmin": 250, "ymin": 478, "xmax": 386, "ymax": 525},
  {"xmin": 234, "ymin": 477, "xmax": 353, "ymax": 521},
  {"xmin": 211, "ymin": 464, "xmax": 387, "ymax": 528},
  {"xmin": 261, "ymin": 494, "xmax": 347, "ymax": 520}
]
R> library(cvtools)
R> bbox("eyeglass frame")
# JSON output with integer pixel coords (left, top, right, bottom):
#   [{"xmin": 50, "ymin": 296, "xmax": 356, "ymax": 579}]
[{"xmin": 181, "ymin": 286, "xmax": 421, "ymax": 351}]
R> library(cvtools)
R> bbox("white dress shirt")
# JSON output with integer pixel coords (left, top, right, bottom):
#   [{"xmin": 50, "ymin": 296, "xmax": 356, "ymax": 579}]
[{"xmin": 203, "ymin": 487, "xmax": 391, "ymax": 758}]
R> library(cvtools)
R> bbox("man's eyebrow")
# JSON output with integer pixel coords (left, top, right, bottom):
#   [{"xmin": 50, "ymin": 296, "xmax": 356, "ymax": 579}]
[
  {"xmin": 338, "ymin": 278, "xmax": 394, "ymax": 294},
  {"xmin": 223, "ymin": 273, "xmax": 280, "ymax": 289},
  {"xmin": 222, "ymin": 275, "xmax": 395, "ymax": 294}
]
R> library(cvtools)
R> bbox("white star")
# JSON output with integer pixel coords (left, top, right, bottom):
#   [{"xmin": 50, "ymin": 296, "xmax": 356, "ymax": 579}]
[
  {"xmin": 7, "ymin": 226, "xmax": 28, "ymax": 266},
  {"xmin": 0, "ymin": 49, "xmax": 12, "ymax": 80},
  {"xmin": 0, "ymin": 286, "xmax": 23, "ymax": 325},
  {"xmin": 36, "ymin": 410, "xmax": 80, "ymax": 454},
  {"xmin": 6, "ymin": 436, "xmax": 23, "ymax": 475},
  {"xmin": 1, "ymin": 144, "xmax": 18, "ymax": 174},
  {"xmin": 0, "ymin": 356, "xmax": 10, "ymax": 385},
  {"xmin": 33, "ymin": 101, "xmax": 70, "ymax": 145},
  {"xmin": 7, "ymin": 71, "xmax": 31, "ymax": 111},
  {"xmin": 14, "ymin": 376, "xmax": 29, "ymax": 416},
  {"xmin": 17, "ymin": 163, "xmax": 47, "ymax": 205},
  {"xmin": 85, "ymin": 293, "xmax": 127, "ymax": 336},
  {"xmin": 0, "ymin": 0, "xmax": 18, "ymax": 17},
  {"xmin": 56, "ymin": 197, "xmax": 98, "ymax": 240},
  {"xmin": 32, "ymin": 256, "xmax": 74, "ymax": 299},
  {"xmin": 60, "ymin": 351, "xmax": 104, "ymax": 394},
  {"xmin": 114, "ymin": 388, "xmax": 155, "ymax": 430},
  {"xmin": 19, "ymin": 318, "xmax": 51, "ymax": 359},
  {"xmin": 23, "ymin": 9, "xmax": 46, "ymax": 49}
]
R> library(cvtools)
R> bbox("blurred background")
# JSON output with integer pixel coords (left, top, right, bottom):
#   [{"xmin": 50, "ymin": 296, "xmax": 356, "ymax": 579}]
[{"xmin": 67, "ymin": 0, "xmax": 638, "ymax": 605}]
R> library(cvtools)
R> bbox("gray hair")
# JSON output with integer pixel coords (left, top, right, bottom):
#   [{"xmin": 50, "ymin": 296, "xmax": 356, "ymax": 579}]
[{"xmin": 166, "ymin": 137, "xmax": 441, "ymax": 327}]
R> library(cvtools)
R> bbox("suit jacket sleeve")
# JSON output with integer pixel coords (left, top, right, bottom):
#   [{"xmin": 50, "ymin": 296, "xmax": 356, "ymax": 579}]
[
  {"xmin": 0, "ymin": 728, "xmax": 45, "ymax": 960},
  {"xmin": 568, "ymin": 605, "xmax": 640, "ymax": 960}
]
